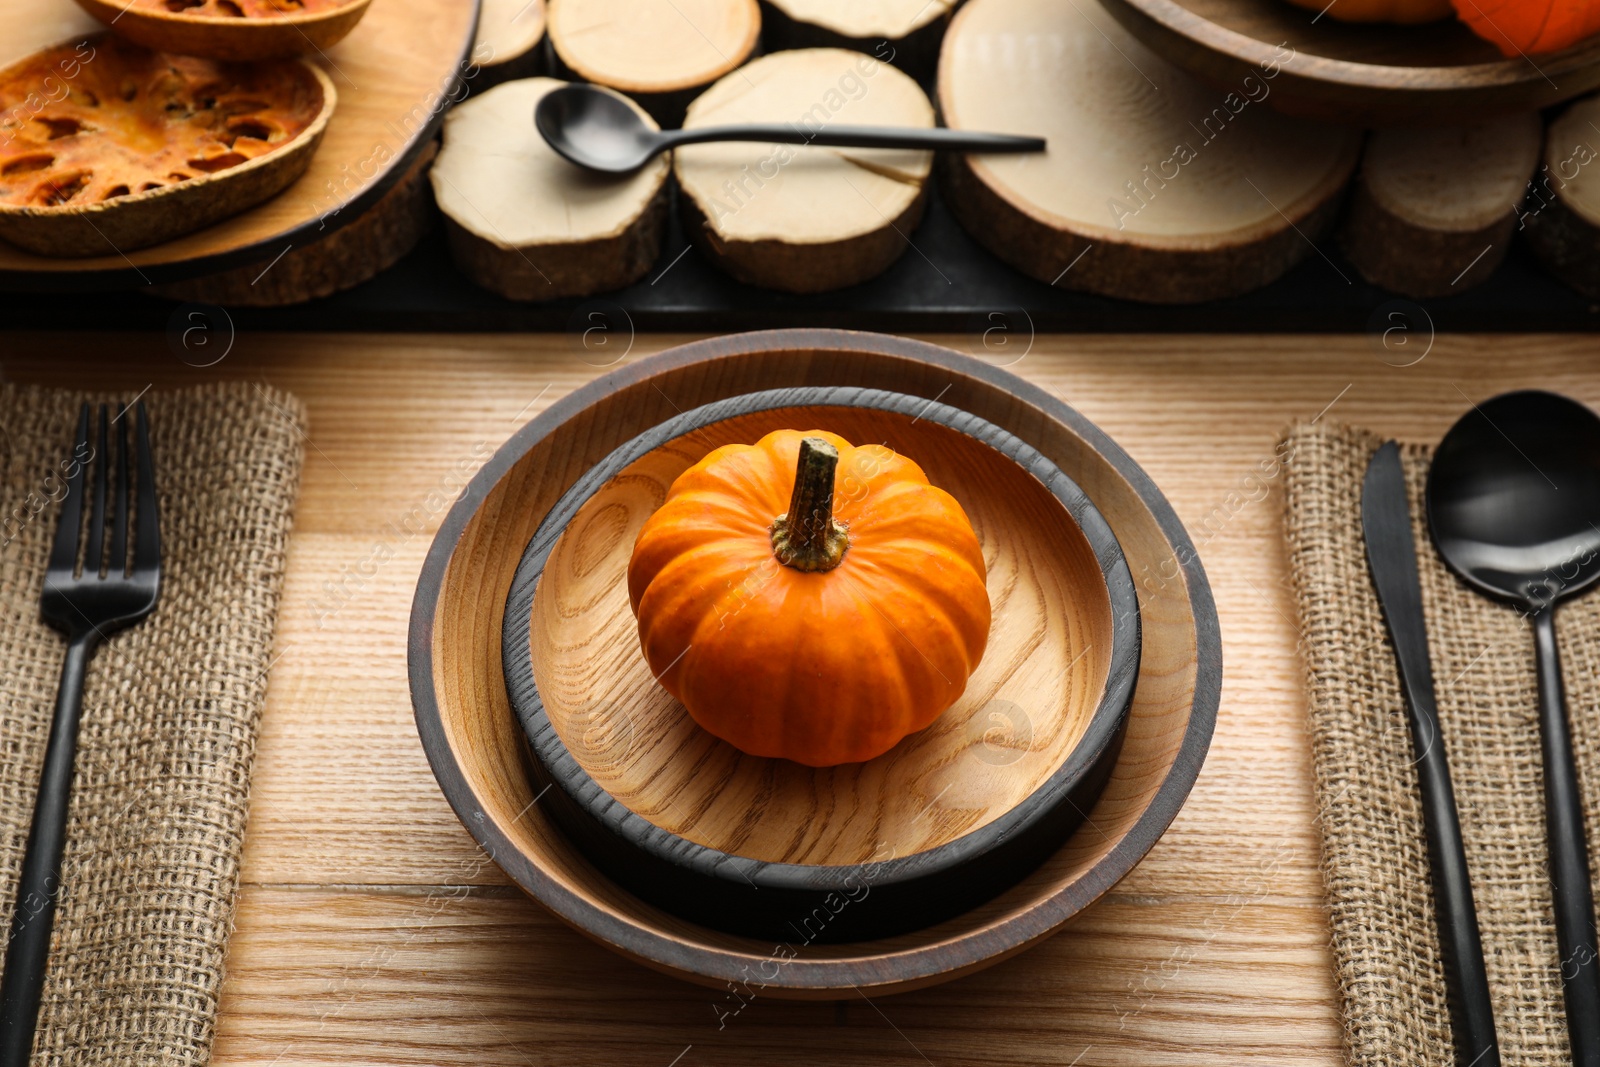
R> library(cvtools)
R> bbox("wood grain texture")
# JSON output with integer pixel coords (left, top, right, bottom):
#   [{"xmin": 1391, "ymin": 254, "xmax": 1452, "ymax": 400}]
[
  {"xmin": 0, "ymin": 0, "xmax": 477, "ymax": 286},
  {"xmin": 6, "ymin": 330, "xmax": 1599, "ymax": 1062},
  {"xmin": 505, "ymin": 388, "xmax": 1139, "ymax": 941},
  {"xmin": 1097, "ymin": 0, "xmax": 1600, "ymax": 124},
  {"xmin": 938, "ymin": 0, "xmax": 1359, "ymax": 304}
]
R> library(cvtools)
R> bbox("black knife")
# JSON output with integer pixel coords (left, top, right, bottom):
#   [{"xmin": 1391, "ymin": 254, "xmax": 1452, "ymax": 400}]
[{"xmin": 1362, "ymin": 440, "xmax": 1500, "ymax": 1067}]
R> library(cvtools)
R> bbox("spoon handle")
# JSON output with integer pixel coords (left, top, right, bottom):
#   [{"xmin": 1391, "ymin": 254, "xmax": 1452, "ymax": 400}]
[
  {"xmin": 1532, "ymin": 608, "xmax": 1600, "ymax": 1067},
  {"xmin": 661, "ymin": 125, "xmax": 1046, "ymax": 154}
]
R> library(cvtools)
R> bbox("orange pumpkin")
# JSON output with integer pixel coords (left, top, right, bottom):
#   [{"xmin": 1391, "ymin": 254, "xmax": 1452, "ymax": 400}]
[
  {"xmin": 627, "ymin": 430, "xmax": 992, "ymax": 767},
  {"xmin": 1284, "ymin": 0, "xmax": 1453, "ymax": 23},
  {"xmin": 1451, "ymin": 0, "xmax": 1600, "ymax": 55}
]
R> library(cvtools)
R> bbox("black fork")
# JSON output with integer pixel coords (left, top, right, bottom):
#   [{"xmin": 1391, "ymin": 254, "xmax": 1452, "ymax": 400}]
[{"xmin": 0, "ymin": 402, "xmax": 161, "ymax": 1067}]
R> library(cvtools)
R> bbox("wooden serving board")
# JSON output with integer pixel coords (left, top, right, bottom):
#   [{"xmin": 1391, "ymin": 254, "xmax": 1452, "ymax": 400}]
[
  {"xmin": 0, "ymin": 0, "xmax": 479, "ymax": 288},
  {"xmin": 1098, "ymin": 0, "xmax": 1600, "ymax": 124}
]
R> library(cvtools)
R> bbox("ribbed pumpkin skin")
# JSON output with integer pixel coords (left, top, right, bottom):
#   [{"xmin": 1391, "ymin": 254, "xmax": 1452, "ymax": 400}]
[
  {"xmin": 1282, "ymin": 0, "xmax": 1452, "ymax": 22},
  {"xmin": 1451, "ymin": 0, "xmax": 1600, "ymax": 54},
  {"xmin": 627, "ymin": 429, "xmax": 992, "ymax": 767}
]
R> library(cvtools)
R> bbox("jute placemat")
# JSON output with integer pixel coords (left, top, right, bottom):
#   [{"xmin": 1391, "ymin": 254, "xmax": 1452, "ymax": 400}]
[
  {"xmin": 1283, "ymin": 421, "xmax": 1600, "ymax": 1067},
  {"xmin": 0, "ymin": 383, "xmax": 306, "ymax": 1066}
]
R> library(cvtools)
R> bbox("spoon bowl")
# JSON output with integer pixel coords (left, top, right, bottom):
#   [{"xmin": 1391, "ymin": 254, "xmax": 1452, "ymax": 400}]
[
  {"xmin": 1428, "ymin": 390, "xmax": 1600, "ymax": 610},
  {"xmin": 535, "ymin": 83, "xmax": 661, "ymax": 174},
  {"xmin": 1426, "ymin": 388, "xmax": 1600, "ymax": 1062},
  {"xmin": 534, "ymin": 83, "xmax": 1048, "ymax": 175}
]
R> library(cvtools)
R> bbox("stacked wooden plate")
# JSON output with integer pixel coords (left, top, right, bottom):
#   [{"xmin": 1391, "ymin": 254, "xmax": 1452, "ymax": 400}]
[
  {"xmin": 410, "ymin": 330, "xmax": 1221, "ymax": 995},
  {"xmin": 501, "ymin": 386, "xmax": 1142, "ymax": 942}
]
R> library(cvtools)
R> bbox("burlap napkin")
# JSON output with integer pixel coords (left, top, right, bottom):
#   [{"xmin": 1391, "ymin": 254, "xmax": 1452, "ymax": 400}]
[
  {"xmin": 1283, "ymin": 421, "xmax": 1600, "ymax": 1067},
  {"xmin": 0, "ymin": 383, "xmax": 306, "ymax": 1066}
]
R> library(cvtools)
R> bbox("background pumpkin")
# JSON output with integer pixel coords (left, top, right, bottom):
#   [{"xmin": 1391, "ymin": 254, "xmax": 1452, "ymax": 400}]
[
  {"xmin": 1283, "ymin": 0, "xmax": 1453, "ymax": 23},
  {"xmin": 627, "ymin": 429, "xmax": 992, "ymax": 767},
  {"xmin": 1452, "ymin": 0, "xmax": 1600, "ymax": 55}
]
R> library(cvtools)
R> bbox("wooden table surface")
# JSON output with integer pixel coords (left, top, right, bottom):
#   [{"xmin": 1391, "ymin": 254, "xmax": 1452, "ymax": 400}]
[{"xmin": 9, "ymin": 328, "xmax": 1596, "ymax": 1066}]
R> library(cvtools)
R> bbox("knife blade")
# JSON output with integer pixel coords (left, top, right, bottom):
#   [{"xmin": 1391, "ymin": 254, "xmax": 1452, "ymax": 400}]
[{"xmin": 1362, "ymin": 440, "xmax": 1500, "ymax": 1067}]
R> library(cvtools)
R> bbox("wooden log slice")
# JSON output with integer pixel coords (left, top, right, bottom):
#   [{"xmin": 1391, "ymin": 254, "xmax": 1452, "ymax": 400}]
[
  {"xmin": 430, "ymin": 78, "xmax": 669, "ymax": 301},
  {"xmin": 760, "ymin": 0, "xmax": 961, "ymax": 78},
  {"xmin": 675, "ymin": 48, "xmax": 934, "ymax": 294},
  {"xmin": 545, "ymin": 0, "xmax": 760, "ymax": 127},
  {"xmin": 937, "ymin": 0, "xmax": 1361, "ymax": 304},
  {"xmin": 1524, "ymin": 94, "xmax": 1600, "ymax": 300},
  {"xmin": 1342, "ymin": 115, "xmax": 1540, "ymax": 298},
  {"xmin": 471, "ymin": 0, "xmax": 546, "ymax": 90},
  {"xmin": 150, "ymin": 141, "xmax": 438, "ymax": 307}
]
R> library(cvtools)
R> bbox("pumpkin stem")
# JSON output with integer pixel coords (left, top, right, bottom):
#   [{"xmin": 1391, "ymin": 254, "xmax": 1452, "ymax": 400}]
[{"xmin": 771, "ymin": 437, "xmax": 849, "ymax": 572}]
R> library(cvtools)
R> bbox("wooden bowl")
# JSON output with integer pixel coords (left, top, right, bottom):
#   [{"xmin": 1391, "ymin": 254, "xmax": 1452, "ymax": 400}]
[
  {"xmin": 502, "ymin": 387, "xmax": 1141, "ymax": 943},
  {"xmin": 409, "ymin": 329, "xmax": 1220, "ymax": 997},
  {"xmin": 1098, "ymin": 0, "xmax": 1600, "ymax": 124},
  {"xmin": 73, "ymin": 0, "xmax": 377, "ymax": 61}
]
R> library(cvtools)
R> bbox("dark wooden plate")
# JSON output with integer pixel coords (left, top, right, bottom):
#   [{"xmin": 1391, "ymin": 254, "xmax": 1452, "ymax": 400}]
[
  {"xmin": 501, "ymin": 387, "xmax": 1141, "ymax": 942},
  {"xmin": 408, "ymin": 329, "xmax": 1221, "ymax": 997},
  {"xmin": 1098, "ymin": 0, "xmax": 1600, "ymax": 124},
  {"xmin": 0, "ymin": 0, "xmax": 478, "ymax": 287}
]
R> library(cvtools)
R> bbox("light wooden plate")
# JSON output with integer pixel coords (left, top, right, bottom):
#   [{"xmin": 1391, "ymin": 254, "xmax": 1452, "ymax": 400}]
[
  {"xmin": 502, "ymin": 388, "xmax": 1141, "ymax": 942},
  {"xmin": 1097, "ymin": 0, "xmax": 1600, "ymax": 124},
  {"xmin": 409, "ymin": 329, "xmax": 1221, "ymax": 997},
  {"xmin": 0, "ymin": 0, "xmax": 478, "ymax": 288}
]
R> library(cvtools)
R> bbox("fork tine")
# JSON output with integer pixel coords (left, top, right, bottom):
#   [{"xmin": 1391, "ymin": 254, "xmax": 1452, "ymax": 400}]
[
  {"xmin": 84, "ymin": 405, "xmax": 108, "ymax": 578},
  {"xmin": 132, "ymin": 401, "xmax": 159, "ymax": 576},
  {"xmin": 110, "ymin": 410, "xmax": 129, "ymax": 577},
  {"xmin": 46, "ymin": 404, "xmax": 90, "ymax": 576}
]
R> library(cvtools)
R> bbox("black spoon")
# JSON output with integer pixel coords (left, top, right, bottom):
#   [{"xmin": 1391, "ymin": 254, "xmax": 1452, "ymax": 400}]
[
  {"xmin": 534, "ymin": 83, "xmax": 1047, "ymax": 175},
  {"xmin": 1428, "ymin": 389, "xmax": 1600, "ymax": 1067}
]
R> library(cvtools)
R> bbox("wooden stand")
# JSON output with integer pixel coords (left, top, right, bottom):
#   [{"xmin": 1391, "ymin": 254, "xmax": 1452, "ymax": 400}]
[
  {"xmin": 1342, "ymin": 115, "xmax": 1539, "ymax": 298},
  {"xmin": 676, "ymin": 48, "xmax": 935, "ymax": 293},
  {"xmin": 1525, "ymin": 94, "xmax": 1600, "ymax": 300},
  {"xmin": 151, "ymin": 142, "xmax": 437, "ymax": 307},
  {"xmin": 471, "ymin": 0, "xmax": 546, "ymax": 90},
  {"xmin": 937, "ymin": 0, "xmax": 1360, "ymax": 303},
  {"xmin": 759, "ymin": 0, "xmax": 959, "ymax": 77},
  {"xmin": 431, "ymin": 79, "xmax": 669, "ymax": 301},
  {"xmin": 545, "ymin": 0, "xmax": 760, "ymax": 127}
]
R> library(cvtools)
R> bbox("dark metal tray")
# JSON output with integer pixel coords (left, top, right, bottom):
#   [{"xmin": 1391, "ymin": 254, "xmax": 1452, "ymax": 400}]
[{"xmin": 2, "ymin": 179, "xmax": 1594, "ymax": 335}]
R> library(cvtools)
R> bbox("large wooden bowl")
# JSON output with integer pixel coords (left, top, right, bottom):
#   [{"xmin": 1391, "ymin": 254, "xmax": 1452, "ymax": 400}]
[
  {"xmin": 1098, "ymin": 0, "xmax": 1600, "ymax": 124},
  {"xmin": 502, "ymin": 387, "xmax": 1141, "ymax": 942},
  {"xmin": 409, "ymin": 329, "xmax": 1221, "ymax": 997}
]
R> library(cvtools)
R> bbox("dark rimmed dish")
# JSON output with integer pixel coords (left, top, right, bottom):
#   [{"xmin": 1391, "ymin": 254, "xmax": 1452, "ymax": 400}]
[{"xmin": 501, "ymin": 387, "xmax": 1141, "ymax": 942}]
